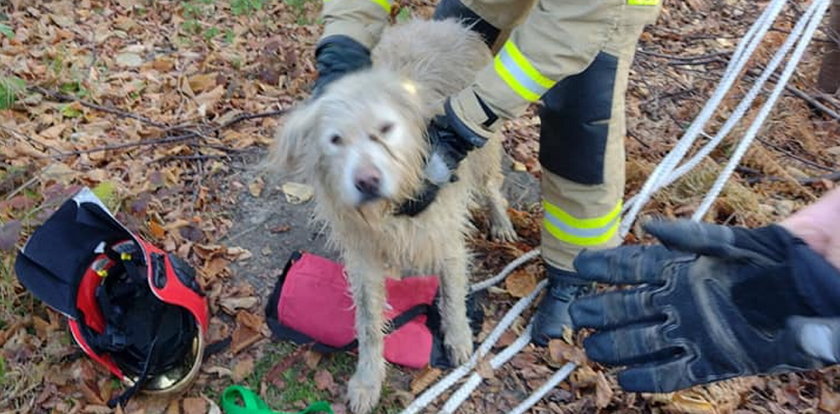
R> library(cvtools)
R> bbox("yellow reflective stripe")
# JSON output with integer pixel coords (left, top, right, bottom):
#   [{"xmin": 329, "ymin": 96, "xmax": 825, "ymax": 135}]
[
  {"xmin": 543, "ymin": 200, "xmax": 622, "ymax": 229},
  {"xmin": 503, "ymin": 41, "xmax": 555, "ymax": 90},
  {"xmin": 322, "ymin": 0, "xmax": 392, "ymax": 13},
  {"xmin": 542, "ymin": 200, "xmax": 622, "ymax": 247},
  {"xmin": 544, "ymin": 217, "xmax": 620, "ymax": 246},
  {"xmin": 494, "ymin": 40, "xmax": 556, "ymax": 102},
  {"xmin": 494, "ymin": 58, "xmax": 541, "ymax": 102},
  {"xmin": 627, "ymin": 0, "xmax": 658, "ymax": 5}
]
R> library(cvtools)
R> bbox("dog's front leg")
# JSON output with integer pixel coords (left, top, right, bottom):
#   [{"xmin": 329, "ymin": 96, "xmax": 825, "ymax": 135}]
[
  {"xmin": 345, "ymin": 254, "xmax": 387, "ymax": 414},
  {"xmin": 438, "ymin": 243, "xmax": 474, "ymax": 365}
]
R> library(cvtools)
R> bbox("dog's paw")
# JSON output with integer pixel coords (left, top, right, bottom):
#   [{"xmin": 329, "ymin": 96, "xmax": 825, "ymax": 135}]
[
  {"xmin": 491, "ymin": 223, "xmax": 519, "ymax": 243},
  {"xmin": 444, "ymin": 328, "xmax": 474, "ymax": 365},
  {"xmin": 347, "ymin": 372, "xmax": 382, "ymax": 414}
]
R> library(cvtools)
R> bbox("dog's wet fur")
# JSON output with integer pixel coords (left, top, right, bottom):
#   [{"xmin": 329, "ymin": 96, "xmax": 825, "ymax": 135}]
[{"xmin": 268, "ymin": 19, "xmax": 516, "ymax": 413}]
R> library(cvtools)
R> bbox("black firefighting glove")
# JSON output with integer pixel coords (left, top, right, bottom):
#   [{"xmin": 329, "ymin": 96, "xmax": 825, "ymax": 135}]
[
  {"xmin": 312, "ymin": 35, "xmax": 372, "ymax": 97},
  {"xmin": 569, "ymin": 220, "xmax": 840, "ymax": 393},
  {"xmin": 396, "ymin": 99, "xmax": 488, "ymax": 216}
]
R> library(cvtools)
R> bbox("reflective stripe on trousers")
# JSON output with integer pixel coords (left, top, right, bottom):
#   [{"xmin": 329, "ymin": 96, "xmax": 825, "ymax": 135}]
[{"xmin": 542, "ymin": 199, "xmax": 622, "ymax": 247}]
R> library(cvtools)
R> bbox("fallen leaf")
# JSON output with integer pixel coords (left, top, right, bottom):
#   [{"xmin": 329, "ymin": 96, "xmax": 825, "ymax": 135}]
[
  {"xmin": 595, "ymin": 371, "xmax": 614, "ymax": 409},
  {"xmin": 149, "ymin": 220, "xmax": 166, "ymax": 239},
  {"xmin": 39, "ymin": 124, "xmax": 65, "ymax": 140},
  {"xmin": 248, "ymin": 178, "xmax": 264, "ymax": 198},
  {"xmin": 188, "ymin": 73, "xmax": 218, "ymax": 93},
  {"xmin": 304, "ymin": 350, "xmax": 323, "ymax": 369},
  {"xmin": 182, "ymin": 397, "xmax": 207, "ymax": 414},
  {"xmin": 220, "ymin": 296, "xmax": 259, "ymax": 313},
  {"xmin": 41, "ymin": 162, "xmax": 78, "ymax": 184},
  {"xmin": 820, "ymin": 383, "xmax": 840, "ymax": 413},
  {"xmin": 410, "ymin": 366, "xmax": 442, "ymax": 395},
  {"xmin": 667, "ymin": 390, "xmax": 718, "ymax": 414},
  {"xmin": 116, "ymin": 52, "xmax": 143, "ymax": 68},
  {"xmin": 570, "ymin": 364, "xmax": 598, "ymax": 388},
  {"xmin": 0, "ymin": 220, "xmax": 22, "ymax": 251},
  {"xmin": 165, "ymin": 399, "xmax": 180, "ymax": 414},
  {"xmin": 231, "ymin": 325, "xmax": 261, "ymax": 354},
  {"xmin": 232, "ymin": 356, "xmax": 255, "ymax": 382},
  {"xmin": 505, "ymin": 269, "xmax": 536, "ymax": 298},
  {"xmin": 203, "ymin": 366, "xmax": 233, "ymax": 378},
  {"xmin": 49, "ymin": 14, "xmax": 74, "ymax": 28},
  {"xmin": 547, "ymin": 339, "xmax": 587, "ymax": 366},
  {"xmin": 236, "ymin": 310, "xmax": 265, "ymax": 332},
  {"xmin": 151, "ymin": 57, "xmax": 175, "ymax": 72},
  {"xmin": 495, "ymin": 329, "xmax": 517, "ymax": 348},
  {"xmin": 314, "ymin": 369, "xmax": 337, "ymax": 394},
  {"xmin": 226, "ymin": 246, "xmax": 253, "ymax": 261},
  {"xmin": 203, "ymin": 256, "xmax": 230, "ymax": 278},
  {"xmin": 270, "ymin": 225, "xmax": 291, "ymax": 233},
  {"xmin": 512, "ymin": 160, "xmax": 527, "ymax": 172},
  {"xmin": 282, "ymin": 182, "xmax": 314, "ymax": 204},
  {"xmin": 475, "ymin": 358, "xmax": 495, "ymax": 379}
]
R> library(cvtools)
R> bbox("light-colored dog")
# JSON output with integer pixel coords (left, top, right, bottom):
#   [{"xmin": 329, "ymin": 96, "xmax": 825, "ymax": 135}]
[{"xmin": 269, "ymin": 19, "xmax": 516, "ymax": 414}]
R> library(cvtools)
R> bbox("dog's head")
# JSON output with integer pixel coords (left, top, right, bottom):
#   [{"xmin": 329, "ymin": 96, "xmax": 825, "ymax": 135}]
[{"xmin": 270, "ymin": 69, "xmax": 429, "ymax": 209}]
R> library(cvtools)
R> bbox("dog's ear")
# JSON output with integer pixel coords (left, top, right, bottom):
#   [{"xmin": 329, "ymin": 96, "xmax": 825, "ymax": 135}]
[{"xmin": 264, "ymin": 100, "xmax": 322, "ymax": 181}]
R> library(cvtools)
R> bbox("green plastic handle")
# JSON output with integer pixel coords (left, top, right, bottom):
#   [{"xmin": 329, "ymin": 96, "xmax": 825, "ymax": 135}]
[{"xmin": 220, "ymin": 385, "xmax": 334, "ymax": 414}]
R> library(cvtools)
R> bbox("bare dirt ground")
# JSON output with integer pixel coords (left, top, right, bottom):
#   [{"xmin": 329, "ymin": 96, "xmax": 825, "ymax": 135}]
[{"xmin": 1, "ymin": 0, "xmax": 839, "ymax": 413}]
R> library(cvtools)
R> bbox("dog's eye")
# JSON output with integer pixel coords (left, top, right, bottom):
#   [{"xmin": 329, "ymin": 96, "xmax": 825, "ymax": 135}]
[
  {"xmin": 330, "ymin": 134, "xmax": 342, "ymax": 145},
  {"xmin": 379, "ymin": 123, "xmax": 393, "ymax": 135}
]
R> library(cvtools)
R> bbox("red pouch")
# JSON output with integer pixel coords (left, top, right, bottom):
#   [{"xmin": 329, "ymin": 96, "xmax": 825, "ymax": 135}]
[{"xmin": 266, "ymin": 252, "xmax": 470, "ymax": 369}]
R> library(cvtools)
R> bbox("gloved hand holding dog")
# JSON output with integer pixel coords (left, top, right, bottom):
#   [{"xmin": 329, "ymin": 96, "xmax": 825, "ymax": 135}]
[
  {"xmin": 312, "ymin": 35, "xmax": 372, "ymax": 96},
  {"xmin": 397, "ymin": 96, "xmax": 495, "ymax": 216},
  {"xmin": 569, "ymin": 218, "xmax": 840, "ymax": 393}
]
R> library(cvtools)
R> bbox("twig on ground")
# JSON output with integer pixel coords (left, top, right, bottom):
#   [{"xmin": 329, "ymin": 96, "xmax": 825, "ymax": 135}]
[
  {"xmin": 31, "ymin": 86, "xmax": 170, "ymax": 129},
  {"xmin": 738, "ymin": 166, "xmax": 840, "ymax": 184},
  {"xmin": 756, "ymin": 137, "xmax": 837, "ymax": 172},
  {"xmin": 746, "ymin": 69, "xmax": 840, "ymax": 121},
  {"xmin": 637, "ymin": 49, "xmax": 731, "ymax": 65},
  {"xmin": 50, "ymin": 109, "xmax": 288, "ymax": 158}
]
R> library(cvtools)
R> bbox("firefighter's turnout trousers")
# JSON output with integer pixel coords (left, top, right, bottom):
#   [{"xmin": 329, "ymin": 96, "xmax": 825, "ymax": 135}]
[{"xmin": 320, "ymin": 0, "xmax": 662, "ymax": 271}]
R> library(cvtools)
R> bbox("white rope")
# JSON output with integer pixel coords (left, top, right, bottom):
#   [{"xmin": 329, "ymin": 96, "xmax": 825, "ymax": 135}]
[
  {"xmin": 693, "ymin": 0, "xmax": 830, "ymax": 219},
  {"xmin": 399, "ymin": 279, "xmax": 547, "ymax": 414},
  {"xmin": 441, "ymin": 324, "xmax": 534, "ymax": 413},
  {"xmin": 619, "ymin": 0, "xmax": 788, "ymax": 235},
  {"xmin": 470, "ymin": 248, "xmax": 541, "ymax": 293},
  {"xmin": 401, "ymin": 1, "xmax": 832, "ymax": 412},
  {"xmin": 508, "ymin": 362, "xmax": 577, "ymax": 414},
  {"xmin": 621, "ymin": 0, "xmax": 822, "ymax": 219}
]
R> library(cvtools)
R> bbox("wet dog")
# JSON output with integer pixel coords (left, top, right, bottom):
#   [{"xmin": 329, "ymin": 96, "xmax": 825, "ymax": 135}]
[{"xmin": 268, "ymin": 19, "xmax": 516, "ymax": 413}]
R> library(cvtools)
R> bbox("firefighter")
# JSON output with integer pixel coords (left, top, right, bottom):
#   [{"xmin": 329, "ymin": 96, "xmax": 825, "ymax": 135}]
[
  {"xmin": 311, "ymin": 0, "xmax": 663, "ymax": 346},
  {"xmin": 569, "ymin": 187, "xmax": 840, "ymax": 392}
]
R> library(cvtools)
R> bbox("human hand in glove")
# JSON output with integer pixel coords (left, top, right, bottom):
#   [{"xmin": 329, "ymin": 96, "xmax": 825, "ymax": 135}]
[
  {"xmin": 396, "ymin": 98, "xmax": 490, "ymax": 216},
  {"xmin": 312, "ymin": 35, "xmax": 372, "ymax": 96},
  {"xmin": 569, "ymin": 219, "xmax": 840, "ymax": 393}
]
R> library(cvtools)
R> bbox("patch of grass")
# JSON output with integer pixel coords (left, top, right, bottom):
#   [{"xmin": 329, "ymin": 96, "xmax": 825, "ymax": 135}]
[
  {"xmin": 0, "ymin": 23, "xmax": 14, "ymax": 39},
  {"xmin": 224, "ymin": 28, "xmax": 236, "ymax": 44},
  {"xmin": 284, "ymin": 0, "xmax": 315, "ymax": 24},
  {"xmin": 396, "ymin": 7, "xmax": 412, "ymax": 22},
  {"xmin": 232, "ymin": 0, "xmax": 269, "ymax": 16},
  {"xmin": 0, "ymin": 76, "xmax": 26, "ymax": 110},
  {"xmin": 244, "ymin": 342, "xmax": 403, "ymax": 413}
]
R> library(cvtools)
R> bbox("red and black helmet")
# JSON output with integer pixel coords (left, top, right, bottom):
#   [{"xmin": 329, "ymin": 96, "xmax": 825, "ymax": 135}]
[{"xmin": 15, "ymin": 188, "xmax": 209, "ymax": 407}]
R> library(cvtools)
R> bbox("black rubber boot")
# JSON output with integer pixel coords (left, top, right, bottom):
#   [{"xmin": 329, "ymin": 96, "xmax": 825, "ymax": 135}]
[
  {"xmin": 433, "ymin": 0, "xmax": 500, "ymax": 48},
  {"xmin": 531, "ymin": 265, "xmax": 591, "ymax": 347}
]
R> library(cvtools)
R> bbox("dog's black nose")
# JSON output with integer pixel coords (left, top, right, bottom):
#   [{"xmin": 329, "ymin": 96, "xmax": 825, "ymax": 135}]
[{"xmin": 354, "ymin": 167, "xmax": 381, "ymax": 199}]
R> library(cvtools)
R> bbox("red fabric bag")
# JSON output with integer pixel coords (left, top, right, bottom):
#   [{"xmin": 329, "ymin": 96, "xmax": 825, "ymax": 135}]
[{"xmin": 266, "ymin": 252, "xmax": 471, "ymax": 369}]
